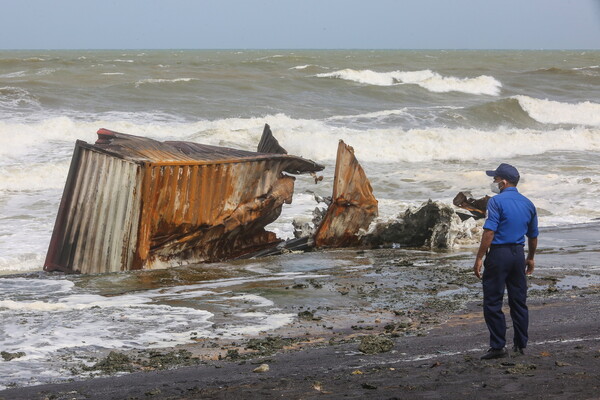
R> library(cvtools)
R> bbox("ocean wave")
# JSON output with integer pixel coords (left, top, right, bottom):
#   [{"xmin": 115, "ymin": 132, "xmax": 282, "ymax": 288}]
[
  {"xmin": 1, "ymin": 114, "xmax": 599, "ymax": 167},
  {"xmin": 326, "ymin": 108, "xmax": 409, "ymax": 121},
  {"xmin": 280, "ymin": 125, "xmax": 600, "ymax": 163},
  {"xmin": 514, "ymin": 96, "xmax": 600, "ymax": 126},
  {"xmin": 0, "ymin": 162, "xmax": 70, "ymax": 191},
  {"xmin": 0, "ymin": 70, "xmax": 27, "ymax": 78},
  {"xmin": 530, "ymin": 66, "xmax": 599, "ymax": 78},
  {"xmin": 572, "ymin": 65, "xmax": 599, "ymax": 71},
  {"xmin": 0, "ymin": 86, "xmax": 40, "ymax": 110},
  {"xmin": 290, "ymin": 64, "xmax": 313, "ymax": 70},
  {"xmin": 134, "ymin": 77, "xmax": 198, "ymax": 88},
  {"xmin": 315, "ymin": 69, "xmax": 502, "ymax": 95},
  {"xmin": 289, "ymin": 64, "xmax": 328, "ymax": 71}
]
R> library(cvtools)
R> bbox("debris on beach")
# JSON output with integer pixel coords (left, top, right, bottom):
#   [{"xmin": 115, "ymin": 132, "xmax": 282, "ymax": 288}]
[
  {"xmin": 44, "ymin": 123, "xmax": 482, "ymax": 274},
  {"xmin": 358, "ymin": 335, "xmax": 394, "ymax": 354},
  {"xmin": 253, "ymin": 363, "xmax": 270, "ymax": 373},
  {"xmin": 44, "ymin": 125, "xmax": 324, "ymax": 274},
  {"xmin": 453, "ymin": 191, "xmax": 489, "ymax": 220},
  {"xmin": 1, "ymin": 351, "xmax": 25, "ymax": 361},
  {"xmin": 245, "ymin": 336, "xmax": 298, "ymax": 356},
  {"xmin": 313, "ymin": 140, "xmax": 379, "ymax": 248},
  {"xmin": 83, "ymin": 351, "xmax": 134, "ymax": 374},
  {"xmin": 363, "ymin": 200, "xmax": 458, "ymax": 249}
]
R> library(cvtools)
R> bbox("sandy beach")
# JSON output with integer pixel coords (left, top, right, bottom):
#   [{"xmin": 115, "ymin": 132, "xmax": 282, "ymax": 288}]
[
  {"xmin": 2, "ymin": 223, "xmax": 599, "ymax": 399},
  {"xmin": 1, "ymin": 288, "xmax": 598, "ymax": 399}
]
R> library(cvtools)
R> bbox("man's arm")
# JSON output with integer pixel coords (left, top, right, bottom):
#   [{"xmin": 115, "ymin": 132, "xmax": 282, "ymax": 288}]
[
  {"xmin": 473, "ymin": 229, "xmax": 495, "ymax": 279},
  {"xmin": 526, "ymin": 236, "xmax": 537, "ymax": 275}
]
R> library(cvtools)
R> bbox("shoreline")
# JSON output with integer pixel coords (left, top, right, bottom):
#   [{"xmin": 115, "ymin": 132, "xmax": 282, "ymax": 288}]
[
  {"xmin": 1, "ymin": 291, "xmax": 599, "ymax": 399},
  {"xmin": 1, "ymin": 222, "xmax": 599, "ymax": 398}
]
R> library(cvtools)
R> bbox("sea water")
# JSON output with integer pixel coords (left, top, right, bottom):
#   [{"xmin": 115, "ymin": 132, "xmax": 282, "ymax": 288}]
[{"xmin": 0, "ymin": 50, "xmax": 599, "ymax": 388}]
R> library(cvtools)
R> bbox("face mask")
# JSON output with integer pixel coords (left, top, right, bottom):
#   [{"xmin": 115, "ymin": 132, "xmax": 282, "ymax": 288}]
[{"xmin": 490, "ymin": 181, "xmax": 502, "ymax": 194}]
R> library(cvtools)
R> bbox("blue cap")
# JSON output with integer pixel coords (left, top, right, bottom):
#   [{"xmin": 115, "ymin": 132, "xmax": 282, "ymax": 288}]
[{"xmin": 486, "ymin": 163, "xmax": 520, "ymax": 184}]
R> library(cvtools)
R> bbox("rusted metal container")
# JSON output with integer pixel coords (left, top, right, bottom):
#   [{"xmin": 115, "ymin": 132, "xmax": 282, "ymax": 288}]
[{"xmin": 45, "ymin": 128, "xmax": 323, "ymax": 274}]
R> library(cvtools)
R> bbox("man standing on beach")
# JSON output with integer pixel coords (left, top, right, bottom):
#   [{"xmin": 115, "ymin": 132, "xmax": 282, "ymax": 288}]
[{"xmin": 473, "ymin": 163, "xmax": 538, "ymax": 360}]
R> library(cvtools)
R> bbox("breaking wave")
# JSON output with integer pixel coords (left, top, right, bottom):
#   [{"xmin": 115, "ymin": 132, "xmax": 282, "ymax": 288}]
[
  {"xmin": 0, "ymin": 86, "xmax": 41, "ymax": 110},
  {"xmin": 514, "ymin": 96, "xmax": 600, "ymax": 127},
  {"xmin": 0, "ymin": 70, "xmax": 28, "ymax": 78},
  {"xmin": 530, "ymin": 66, "xmax": 600, "ymax": 77},
  {"xmin": 315, "ymin": 69, "xmax": 502, "ymax": 95},
  {"xmin": 289, "ymin": 64, "xmax": 328, "ymax": 71},
  {"xmin": 1, "ymin": 114, "xmax": 599, "ymax": 167},
  {"xmin": 134, "ymin": 77, "xmax": 199, "ymax": 88}
]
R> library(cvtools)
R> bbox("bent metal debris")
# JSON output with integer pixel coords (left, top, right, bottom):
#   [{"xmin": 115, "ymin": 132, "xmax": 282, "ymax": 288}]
[{"xmin": 44, "ymin": 125, "xmax": 378, "ymax": 274}]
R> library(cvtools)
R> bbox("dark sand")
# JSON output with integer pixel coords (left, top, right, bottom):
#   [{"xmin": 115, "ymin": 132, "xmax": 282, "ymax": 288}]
[
  {"xmin": 1, "ymin": 224, "xmax": 599, "ymax": 399},
  {"xmin": 2, "ymin": 288, "xmax": 599, "ymax": 399}
]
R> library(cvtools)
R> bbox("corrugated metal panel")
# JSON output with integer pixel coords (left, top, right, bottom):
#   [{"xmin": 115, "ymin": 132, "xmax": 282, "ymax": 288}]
[
  {"xmin": 136, "ymin": 159, "xmax": 293, "ymax": 268},
  {"xmin": 45, "ymin": 143, "xmax": 142, "ymax": 274},
  {"xmin": 45, "ymin": 129, "xmax": 322, "ymax": 274},
  {"xmin": 95, "ymin": 128, "xmax": 324, "ymax": 174}
]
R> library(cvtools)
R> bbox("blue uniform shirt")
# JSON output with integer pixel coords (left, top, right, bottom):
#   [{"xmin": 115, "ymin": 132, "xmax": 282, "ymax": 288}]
[{"xmin": 483, "ymin": 187, "xmax": 539, "ymax": 245}]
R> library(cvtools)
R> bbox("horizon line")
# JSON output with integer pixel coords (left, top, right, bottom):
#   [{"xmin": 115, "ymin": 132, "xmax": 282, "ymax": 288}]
[{"xmin": 1, "ymin": 47, "xmax": 599, "ymax": 52}]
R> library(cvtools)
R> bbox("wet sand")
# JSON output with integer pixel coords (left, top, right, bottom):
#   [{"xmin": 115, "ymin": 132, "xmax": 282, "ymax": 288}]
[
  {"xmin": 1, "ymin": 224, "xmax": 599, "ymax": 399},
  {"xmin": 1, "ymin": 292, "xmax": 599, "ymax": 400}
]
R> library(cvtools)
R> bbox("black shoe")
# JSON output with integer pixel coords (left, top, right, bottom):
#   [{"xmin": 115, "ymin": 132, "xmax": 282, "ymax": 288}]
[
  {"xmin": 512, "ymin": 345, "xmax": 525, "ymax": 355},
  {"xmin": 480, "ymin": 347, "xmax": 508, "ymax": 360}
]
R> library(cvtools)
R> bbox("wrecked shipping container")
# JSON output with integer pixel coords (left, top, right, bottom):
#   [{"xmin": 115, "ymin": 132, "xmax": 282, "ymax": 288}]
[{"xmin": 44, "ymin": 128, "xmax": 323, "ymax": 274}]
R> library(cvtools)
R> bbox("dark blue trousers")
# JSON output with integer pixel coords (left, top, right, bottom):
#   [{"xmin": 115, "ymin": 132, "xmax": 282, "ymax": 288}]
[{"xmin": 482, "ymin": 244, "xmax": 528, "ymax": 350}]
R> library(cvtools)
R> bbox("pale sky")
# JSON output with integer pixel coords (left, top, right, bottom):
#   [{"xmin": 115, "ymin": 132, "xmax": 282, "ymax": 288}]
[{"xmin": 1, "ymin": 0, "xmax": 599, "ymax": 50}]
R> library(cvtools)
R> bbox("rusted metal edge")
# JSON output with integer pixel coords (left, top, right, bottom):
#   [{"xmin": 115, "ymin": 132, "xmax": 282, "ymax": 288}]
[
  {"xmin": 77, "ymin": 139, "xmax": 322, "ymax": 169},
  {"xmin": 257, "ymin": 123, "xmax": 288, "ymax": 154},
  {"xmin": 314, "ymin": 140, "xmax": 378, "ymax": 248},
  {"xmin": 94, "ymin": 128, "xmax": 324, "ymax": 173},
  {"xmin": 44, "ymin": 141, "xmax": 84, "ymax": 272}
]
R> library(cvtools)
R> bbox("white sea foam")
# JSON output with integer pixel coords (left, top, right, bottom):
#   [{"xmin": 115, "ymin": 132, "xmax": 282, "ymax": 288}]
[
  {"xmin": 101, "ymin": 72, "xmax": 125, "ymax": 75},
  {"xmin": 229, "ymin": 294, "xmax": 275, "ymax": 307},
  {"xmin": 0, "ymin": 70, "xmax": 27, "ymax": 78},
  {"xmin": 35, "ymin": 68, "xmax": 55, "ymax": 76},
  {"xmin": 572, "ymin": 65, "xmax": 599, "ymax": 70},
  {"xmin": 514, "ymin": 95, "xmax": 600, "ymax": 126},
  {"xmin": 0, "ymin": 275, "xmax": 303, "ymax": 388},
  {"xmin": 315, "ymin": 69, "xmax": 502, "ymax": 95},
  {"xmin": 327, "ymin": 108, "xmax": 408, "ymax": 120},
  {"xmin": 289, "ymin": 64, "xmax": 327, "ymax": 71},
  {"xmin": 220, "ymin": 313, "xmax": 295, "ymax": 337},
  {"xmin": 2, "ymin": 113, "xmax": 600, "ymax": 167},
  {"xmin": 0, "ymin": 278, "xmax": 74, "ymax": 298},
  {"xmin": 134, "ymin": 77, "xmax": 198, "ymax": 88},
  {"xmin": 276, "ymin": 125, "xmax": 600, "ymax": 163},
  {"xmin": 0, "ymin": 162, "xmax": 70, "ymax": 191},
  {"xmin": 290, "ymin": 64, "xmax": 313, "ymax": 70}
]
